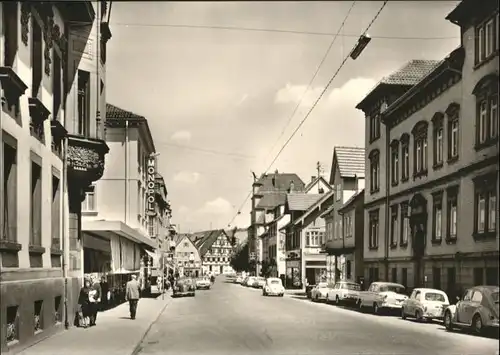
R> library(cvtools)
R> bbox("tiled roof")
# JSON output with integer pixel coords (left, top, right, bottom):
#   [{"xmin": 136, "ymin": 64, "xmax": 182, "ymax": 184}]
[
  {"xmin": 333, "ymin": 146, "xmax": 365, "ymax": 179},
  {"xmin": 304, "ymin": 176, "xmax": 332, "ymax": 193},
  {"xmin": 380, "ymin": 60, "xmax": 441, "ymax": 86},
  {"xmin": 356, "ymin": 59, "xmax": 441, "ymax": 110},
  {"xmin": 293, "ymin": 190, "xmax": 334, "ymax": 225},
  {"xmin": 106, "ymin": 103, "xmax": 145, "ymax": 120},
  {"xmin": 255, "ymin": 192, "xmax": 287, "ymax": 210},
  {"xmin": 320, "ymin": 204, "xmax": 335, "ymax": 218},
  {"xmin": 287, "ymin": 193, "xmax": 323, "ymax": 211},
  {"xmin": 225, "ymin": 228, "xmax": 248, "ymax": 245},
  {"xmin": 256, "ymin": 173, "xmax": 305, "ymax": 193}
]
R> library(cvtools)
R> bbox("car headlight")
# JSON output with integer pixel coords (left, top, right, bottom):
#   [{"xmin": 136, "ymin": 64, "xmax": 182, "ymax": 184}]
[{"xmin": 265, "ymin": 287, "xmax": 270, "ymax": 292}]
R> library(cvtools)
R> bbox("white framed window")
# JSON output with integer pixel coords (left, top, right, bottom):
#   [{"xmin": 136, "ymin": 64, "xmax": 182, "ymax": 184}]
[
  {"xmin": 490, "ymin": 96, "xmax": 498, "ymax": 139},
  {"xmin": 450, "ymin": 120, "xmax": 459, "ymax": 158},
  {"xmin": 489, "ymin": 194, "xmax": 496, "ymax": 231},
  {"xmin": 416, "ymin": 140, "xmax": 422, "ymax": 172},
  {"xmin": 436, "ymin": 128, "xmax": 443, "ymax": 164},
  {"xmin": 479, "ymin": 100, "xmax": 488, "ymax": 143},
  {"xmin": 82, "ymin": 184, "xmax": 96, "ymax": 212},
  {"xmin": 485, "ymin": 19, "xmax": 494, "ymax": 58},
  {"xmin": 478, "ymin": 26, "xmax": 485, "ymax": 62},
  {"xmin": 477, "ymin": 193, "xmax": 486, "ymax": 233}
]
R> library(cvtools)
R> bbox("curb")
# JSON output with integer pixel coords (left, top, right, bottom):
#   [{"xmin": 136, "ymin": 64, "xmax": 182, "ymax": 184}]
[{"xmin": 130, "ymin": 295, "xmax": 173, "ymax": 355}]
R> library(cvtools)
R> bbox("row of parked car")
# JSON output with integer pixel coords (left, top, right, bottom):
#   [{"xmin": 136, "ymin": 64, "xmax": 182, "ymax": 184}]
[
  {"xmin": 235, "ymin": 275, "xmax": 286, "ymax": 297},
  {"xmin": 308, "ymin": 280, "xmax": 499, "ymax": 335}
]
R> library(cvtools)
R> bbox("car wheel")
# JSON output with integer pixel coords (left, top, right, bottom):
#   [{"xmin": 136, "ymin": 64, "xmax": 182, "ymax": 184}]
[
  {"xmin": 401, "ymin": 307, "xmax": 406, "ymax": 320},
  {"xmin": 335, "ymin": 296, "xmax": 340, "ymax": 306},
  {"xmin": 315, "ymin": 295, "xmax": 319, "ymax": 302},
  {"xmin": 444, "ymin": 311, "xmax": 454, "ymax": 331},
  {"xmin": 280, "ymin": 293, "xmax": 284, "ymax": 297},
  {"xmin": 472, "ymin": 314, "xmax": 483, "ymax": 334},
  {"xmin": 415, "ymin": 310, "xmax": 423, "ymax": 322}
]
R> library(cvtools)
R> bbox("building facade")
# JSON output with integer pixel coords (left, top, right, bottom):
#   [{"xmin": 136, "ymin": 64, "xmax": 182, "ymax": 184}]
[
  {"xmin": 323, "ymin": 146, "xmax": 365, "ymax": 284},
  {"xmin": 357, "ymin": 0, "xmax": 499, "ymax": 293},
  {"xmin": 196, "ymin": 230, "xmax": 235, "ymax": 275},
  {"xmin": 173, "ymin": 234, "xmax": 202, "ymax": 278},
  {"xmin": 1, "ymin": 2, "xmax": 112, "ymax": 352}
]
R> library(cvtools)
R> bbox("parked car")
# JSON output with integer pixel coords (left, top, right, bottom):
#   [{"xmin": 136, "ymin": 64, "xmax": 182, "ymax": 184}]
[
  {"xmin": 262, "ymin": 277, "xmax": 285, "ymax": 297},
  {"xmin": 311, "ymin": 282, "xmax": 332, "ymax": 302},
  {"xmin": 326, "ymin": 281, "xmax": 361, "ymax": 306},
  {"xmin": 245, "ymin": 276, "xmax": 257, "ymax": 287},
  {"xmin": 358, "ymin": 282, "xmax": 408, "ymax": 314},
  {"xmin": 444, "ymin": 285, "xmax": 499, "ymax": 334},
  {"xmin": 402, "ymin": 288, "xmax": 449, "ymax": 321},
  {"xmin": 252, "ymin": 277, "xmax": 266, "ymax": 288},
  {"xmin": 195, "ymin": 277, "xmax": 211, "ymax": 290},
  {"xmin": 306, "ymin": 284, "xmax": 316, "ymax": 299},
  {"xmin": 235, "ymin": 275, "xmax": 244, "ymax": 284},
  {"xmin": 173, "ymin": 277, "xmax": 196, "ymax": 297}
]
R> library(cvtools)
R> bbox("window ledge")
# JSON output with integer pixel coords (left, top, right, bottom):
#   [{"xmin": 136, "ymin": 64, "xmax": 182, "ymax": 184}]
[
  {"xmin": 0, "ymin": 240, "xmax": 22, "ymax": 252},
  {"xmin": 413, "ymin": 170, "xmax": 428, "ymax": 181},
  {"xmin": 473, "ymin": 231, "xmax": 496, "ymax": 241},
  {"xmin": 401, "ymin": 177, "xmax": 409, "ymax": 183},
  {"xmin": 473, "ymin": 51, "xmax": 499, "ymax": 71},
  {"xmin": 0, "ymin": 66, "xmax": 28, "ymax": 115},
  {"xmin": 447, "ymin": 155, "xmax": 459, "ymax": 165},
  {"xmin": 431, "ymin": 238, "xmax": 442, "ymax": 245},
  {"xmin": 391, "ymin": 181, "xmax": 399, "ymax": 187},
  {"xmin": 50, "ymin": 248, "xmax": 63, "ymax": 255},
  {"xmin": 399, "ymin": 242, "xmax": 408, "ymax": 249},
  {"xmin": 390, "ymin": 243, "xmax": 397, "ymax": 250},
  {"xmin": 433, "ymin": 162, "xmax": 443, "ymax": 170},
  {"xmin": 370, "ymin": 188, "xmax": 380, "ymax": 195},
  {"xmin": 29, "ymin": 245, "xmax": 46, "ymax": 255},
  {"xmin": 368, "ymin": 246, "xmax": 379, "ymax": 251},
  {"xmin": 445, "ymin": 237, "xmax": 457, "ymax": 245},
  {"xmin": 82, "ymin": 211, "xmax": 98, "ymax": 217},
  {"xmin": 475, "ymin": 139, "xmax": 497, "ymax": 151}
]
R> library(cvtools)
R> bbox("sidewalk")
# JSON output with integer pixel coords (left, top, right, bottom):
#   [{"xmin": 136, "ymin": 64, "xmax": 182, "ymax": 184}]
[{"xmin": 18, "ymin": 292, "xmax": 173, "ymax": 355}]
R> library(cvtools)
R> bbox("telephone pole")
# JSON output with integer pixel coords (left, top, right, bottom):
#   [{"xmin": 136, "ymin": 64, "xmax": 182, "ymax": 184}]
[{"xmin": 316, "ymin": 161, "xmax": 322, "ymax": 193}]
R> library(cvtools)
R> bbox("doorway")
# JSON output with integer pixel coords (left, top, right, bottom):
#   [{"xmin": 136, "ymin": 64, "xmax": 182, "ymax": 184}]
[{"xmin": 219, "ymin": 265, "xmax": 224, "ymax": 275}]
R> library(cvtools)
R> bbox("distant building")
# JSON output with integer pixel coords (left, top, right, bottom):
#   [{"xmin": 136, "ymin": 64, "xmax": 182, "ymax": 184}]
[
  {"xmin": 173, "ymin": 234, "xmax": 202, "ymax": 278},
  {"xmin": 194, "ymin": 230, "xmax": 235, "ymax": 275}
]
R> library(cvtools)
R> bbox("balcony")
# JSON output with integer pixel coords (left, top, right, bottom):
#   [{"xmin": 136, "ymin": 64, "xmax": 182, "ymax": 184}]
[
  {"xmin": 0, "ymin": 67, "xmax": 28, "ymax": 116},
  {"xmin": 66, "ymin": 134, "xmax": 109, "ymax": 184}
]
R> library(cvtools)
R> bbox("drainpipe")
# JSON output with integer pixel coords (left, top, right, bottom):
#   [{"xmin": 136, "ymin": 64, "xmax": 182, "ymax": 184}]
[
  {"xmin": 62, "ymin": 136, "xmax": 69, "ymax": 329},
  {"xmin": 124, "ymin": 120, "xmax": 129, "ymax": 223},
  {"xmin": 384, "ymin": 123, "xmax": 390, "ymax": 281},
  {"xmin": 95, "ymin": 1, "xmax": 101, "ymax": 139}
]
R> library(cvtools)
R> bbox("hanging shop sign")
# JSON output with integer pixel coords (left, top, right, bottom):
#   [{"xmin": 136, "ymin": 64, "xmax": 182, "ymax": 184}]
[{"xmin": 146, "ymin": 157, "xmax": 157, "ymax": 216}]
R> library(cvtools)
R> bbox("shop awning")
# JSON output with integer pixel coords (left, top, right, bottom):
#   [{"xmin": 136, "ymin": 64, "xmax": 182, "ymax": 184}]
[{"xmin": 82, "ymin": 220, "xmax": 157, "ymax": 249}]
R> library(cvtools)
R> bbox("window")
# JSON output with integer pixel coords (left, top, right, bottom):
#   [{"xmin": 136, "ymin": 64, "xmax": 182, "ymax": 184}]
[
  {"xmin": 369, "ymin": 114, "xmax": 380, "ymax": 142},
  {"xmin": 3, "ymin": 2, "xmax": 18, "ymax": 67},
  {"xmin": 446, "ymin": 186, "xmax": 459, "ymax": 241},
  {"xmin": 336, "ymin": 184, "xmax": 341, "ymax": 201},
  {"xmin": 52, "ymin": 51, "xmax": 62, "ymax": 120},
  {"xmin": 473, "ymin": 173, "xmax": 497, "ymax": 238},
  {"xmin": 474, "ymin": 75, "xmax": 499, "ymax": 148},
  {"xmin": 52, "ymin": 175, "xmax": 61, "ymax": 249},
  {"xmin": 412, "ymin": 121, "xmax": 428, "ymax": 177},
  {"xmin": 30, "ymin": 161, "xmax": 42, "ymax": 246},
  {"xmin": 2, "ymin": 135, "xmax": 18, "ymax": 242},
  {"xmin": 81, "ymin": 184, "xmax": 96, "ymax": 212},
  {"xmin": 148, "ymin": 216, "xmax": 155, "ymax": 237},
  {"xmin": 479, "ymin": 100, "xmax": 488, "ymax": 144},
  {"xmin": 475, "ymin": 15, "xmax": 499, "ymax": 64},
  {"xmin": 431, "ymin": 112, "xmax": 444, "ymax": 167},
  {"xmin": 369, "ymin": 150, "xmax": 380, "ymax": 193},
  {"xmin": 390, "ymin": 205, "xmax": 398, "ymax": 247},
  {"xmin": 432, "ymin": 192, "xmax": 443, "ymax": 243},
  {"xmin": 368, "ymin": 210, "xmax": 379, "ymax": 249},
  {"xmin": 390, "ymin": 140, "xmax": 399, "ymax": 185},
  {"xmin": 306, "ymin": 231, "xmax": 321, "ymax": 247},
  {"xmin": 400, "ymin": 202, "xmax": 409, "ymax": 246},
  {"xmin": 343, "ymin": 214, "xmax": 353, "ymax": 238},
  {"xmin": 446, "ymin": 103, "xmax": 460, "ymax": 161},
  {"xmin": 471, "ymin": 291, "xmax": 483, "ymax": 303},
  {"xmin": 31, "ymin": 17, "xmax": 43, "ymax": 98},
  {"xmin": 401, "ymin": 134, "xmax": 410, "ymax": 181},
  {"xmin": 77, "ymin": 70, "xmax": 91, "ymax": 136},
  {"xmin": 490, "ymin": 95, "xmax": 498, "ymax": 139}
]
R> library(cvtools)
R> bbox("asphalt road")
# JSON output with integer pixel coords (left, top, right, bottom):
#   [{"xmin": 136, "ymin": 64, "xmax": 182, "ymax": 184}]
[{"xmin": 136, "ymin": 279, "xmax": 499, "ymax": 355}]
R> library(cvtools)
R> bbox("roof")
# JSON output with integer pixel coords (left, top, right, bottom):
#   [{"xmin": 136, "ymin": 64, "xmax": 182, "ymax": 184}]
[
  {"xmin": 255, "ymin": 192, "xmax": 287, "ymax": 210},
  {"xmin": 331, "ymin": 146, "xmax": 365, "ymax": 183},
  {"xmin": 286, "ymin": 193, "xmax": 323, "ymax": 211},
  {"xmin": 338, "ymin": 189, "xmax": 365, "ymax": 214},
  {"xmin": 355, "ymin": 60, "xmax": 441, "ymax": 110},
  {"xmin": 304, "ymin": 176, "xmax": 332, "ymax": 193},
  {"xmin": 255, "ymin": 173, "xmax": 305, "ymax": 194},
  {"xmin": 105, "ymin": 103, "xmax": 157, "ymax": 154},
  {"xmin": 320, "ymin": 204, "xmax": 335, "ymax": 218},
  {"xmin": 197, "ymin": 229, "xmax": 230, "ymax": 257},
  {"xmin": 293, "ymin": 190, "xmax": 334, "ymax": 226},
  {"xmin": 106, "ymin": 103, "xmax": 145, "ymax": 120},
  {"xmin": 224, "ymin": 228, "xmax": 248, "ymax": 245}
]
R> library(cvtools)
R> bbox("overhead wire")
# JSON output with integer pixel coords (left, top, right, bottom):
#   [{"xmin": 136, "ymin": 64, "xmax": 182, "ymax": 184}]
[
  {"xmin": 226, "ymin": 0, "xmax": 389, "ymax": 228},
  {"xmin": 156, "ymin": 142, "xmax": 256, "ymax": 159},
  {"xmin": 110, "ymin": 22, "xmax": 457, "ymax": 41},
  {"xmin": 262, "ymin": 0, "xmax": 357, "ymax": 165}
]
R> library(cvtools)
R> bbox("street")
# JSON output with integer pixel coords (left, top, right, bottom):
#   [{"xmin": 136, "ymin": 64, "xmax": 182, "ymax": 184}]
[{"xmin": 136, "ymin": 279, "xmax": 499, "ymax": 355}]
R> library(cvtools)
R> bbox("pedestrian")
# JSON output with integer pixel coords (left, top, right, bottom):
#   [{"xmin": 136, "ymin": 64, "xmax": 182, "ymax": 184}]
[
  {"xmin": 88, "ymin": 275, "xmax": 102, "ymax": 326},
  {"xmin": 77, "ymin": 278, "xmax": 92, "ymax": 328},
  {"xmin": 125, "ymin": 274, "xmax": 141, "ymax": 320},
  {"xmin": 210, "ymin": 274, "xmax": 215, "ymax": 284}
]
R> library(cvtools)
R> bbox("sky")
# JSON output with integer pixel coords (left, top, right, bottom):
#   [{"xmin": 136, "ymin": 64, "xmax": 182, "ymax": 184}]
[{"xmin": 106, "ymin": 1, "xmax": 461, "ymax": 233}]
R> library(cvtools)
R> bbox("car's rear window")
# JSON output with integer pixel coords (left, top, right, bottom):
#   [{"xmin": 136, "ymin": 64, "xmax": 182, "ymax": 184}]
[
  {"xmin": 270, "ymin": 280, "xmax": 281, "ymax": 285},
  {"xmin": 343, "ymin": 283, "xmax": 361, "ymax": 291},
  {"xmin": 425, "ymin": 292, "xmax": 446, "ymax": 302},
  {"xmin": 318, "ymin": 283, "xmax": 328, "ymax": 288},
  {"xmin": 379, "ymin": 284, "xmax": 405, "ymax": 293}
]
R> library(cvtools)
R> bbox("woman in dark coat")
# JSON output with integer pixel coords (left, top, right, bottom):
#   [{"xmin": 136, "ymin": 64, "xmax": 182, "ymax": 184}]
[{"xmin": 78, "ymin": 279, "xmax": 92, "ymax": 328}]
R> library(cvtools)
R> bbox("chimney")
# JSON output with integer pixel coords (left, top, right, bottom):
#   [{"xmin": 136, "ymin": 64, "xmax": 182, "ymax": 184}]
[{"xmin": 311, "ymin": 176, "xmax": 316, "ymax": 183}]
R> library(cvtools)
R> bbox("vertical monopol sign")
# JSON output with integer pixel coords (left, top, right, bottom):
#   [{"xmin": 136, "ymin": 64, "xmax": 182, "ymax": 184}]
[{"xmin": 146, "ymin": 157, "xmax": 157, "ymax": 216}]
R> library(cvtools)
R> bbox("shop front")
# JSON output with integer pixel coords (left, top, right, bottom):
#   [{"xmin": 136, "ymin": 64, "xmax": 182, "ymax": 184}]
[
  {"xmin": 304, "ymin": 258, "xmax": 328, "ymax": 285},
  {"xmin": 285, "ymin": 258, "xmax": 301, "ymax": 289}
]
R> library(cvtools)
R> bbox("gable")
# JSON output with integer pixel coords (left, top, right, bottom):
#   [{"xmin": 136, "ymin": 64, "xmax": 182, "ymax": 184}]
[
  {"xmin": 304, "ymin": 176, "xmax": 332, "ymax": 194},
  {"xmin": 176, "ymin": 236, "xmax": 197, "ymax": 250}
]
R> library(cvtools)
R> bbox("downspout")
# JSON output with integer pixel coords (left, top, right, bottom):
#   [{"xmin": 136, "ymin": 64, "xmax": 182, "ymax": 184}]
[
  {"xmin": 95, "ymin": 1, "xmax": 101, "ymax": 139},
  {"xmin": 124, "ymin": 120, "xmax": 129, "ymax": 223},
  {"xmin": 62, "ymin": 136, "xmax": 69, "ymax": 329},
  {"xmin": 384, "ymin": 122, "xmax": 390, "ymax": 282}
]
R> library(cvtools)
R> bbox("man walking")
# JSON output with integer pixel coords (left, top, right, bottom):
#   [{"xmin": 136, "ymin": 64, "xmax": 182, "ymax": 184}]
[{"xmin": 125, "ymin": 274, "xmax": 141, "ymax": 320}]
